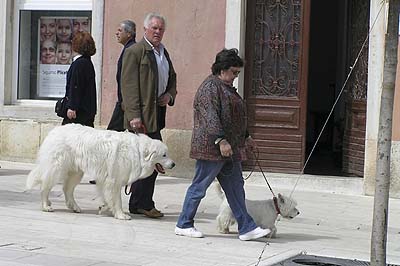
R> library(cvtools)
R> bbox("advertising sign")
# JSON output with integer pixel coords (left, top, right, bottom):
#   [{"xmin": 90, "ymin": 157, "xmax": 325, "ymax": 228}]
[{"xmin": 37, "ymin": 16, "xmax": 90, "ymax": 97}]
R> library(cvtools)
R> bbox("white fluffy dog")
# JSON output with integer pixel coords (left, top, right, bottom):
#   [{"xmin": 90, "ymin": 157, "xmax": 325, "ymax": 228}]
[
  {"xmin": 214, "ymin": 183, "xmax": 299, "ymax": 237},
  {"xmin": 26, "ymin": 124, "xmax": 175, "ymax": 220}
]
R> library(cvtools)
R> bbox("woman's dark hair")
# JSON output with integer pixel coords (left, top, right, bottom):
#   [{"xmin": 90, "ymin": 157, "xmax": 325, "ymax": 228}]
[
  {"xmin": 211, "ymin": 48, "xmax": 244, "ymax": 75},
  {"xmin": 72, "ymin": 31, "xmax": 96, "ymax": 56}
]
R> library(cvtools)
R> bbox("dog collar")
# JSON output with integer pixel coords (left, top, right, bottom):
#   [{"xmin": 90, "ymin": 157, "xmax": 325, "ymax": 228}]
[{"xmin": 273, "ymin": 196, "xmax": 281, "ymax": 215}]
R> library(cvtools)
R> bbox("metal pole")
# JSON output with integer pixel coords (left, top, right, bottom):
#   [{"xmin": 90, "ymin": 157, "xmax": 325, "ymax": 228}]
[{"xmin": 371, "ymin": 0, "xmax": 399, "ymax": 265}]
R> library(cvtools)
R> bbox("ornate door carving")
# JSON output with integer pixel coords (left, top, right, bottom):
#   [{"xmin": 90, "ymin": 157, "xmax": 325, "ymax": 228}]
[{"xmin": 244, "ymin": 0, "xmax": 310, "ymax": 173}]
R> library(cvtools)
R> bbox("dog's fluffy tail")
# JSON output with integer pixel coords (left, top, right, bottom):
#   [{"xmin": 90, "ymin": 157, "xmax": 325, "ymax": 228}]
[
  {"xmin": 213, "ymin": 182, "xmax": 226, "ymax": 200},
  {"xmin": 26, "ymin": 166, "xmax": 41, "ymax": 190}
]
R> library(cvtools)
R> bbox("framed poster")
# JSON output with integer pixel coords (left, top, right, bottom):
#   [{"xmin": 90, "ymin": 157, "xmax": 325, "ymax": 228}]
[{"xmin": 37, "ymin": 16, "xmax": 91, "ymax": 98}]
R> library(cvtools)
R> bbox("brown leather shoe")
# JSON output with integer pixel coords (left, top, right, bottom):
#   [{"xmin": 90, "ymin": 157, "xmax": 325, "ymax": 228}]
[
  {"xmin": 153, "ymin": 208, "xmax": 163, "ymax": 215},
  {"xmin": 135, "ymin": 208, "xmax": 164, "ymax": 218}
]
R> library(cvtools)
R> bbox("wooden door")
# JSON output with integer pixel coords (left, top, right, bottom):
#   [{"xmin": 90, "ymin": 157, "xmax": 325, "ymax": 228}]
[
  {"xmin": 342, "ymin": 0, "xmax": 369, "ymax": 176},
  {"xmin": 244, "ymin": 0, "xmax": 310, "ymax": 173}
]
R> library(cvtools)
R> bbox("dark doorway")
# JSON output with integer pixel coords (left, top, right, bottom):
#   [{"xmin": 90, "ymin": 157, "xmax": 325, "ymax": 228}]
[{"xmin": 304, "ymin": 0, "xmax": 347, "ymax": 176}]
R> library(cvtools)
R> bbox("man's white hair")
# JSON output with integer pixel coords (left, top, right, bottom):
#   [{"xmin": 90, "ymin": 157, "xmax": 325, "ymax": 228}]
[{"xmin": 144, "ymin": 12, "xmax": 166, "ymax": 29}]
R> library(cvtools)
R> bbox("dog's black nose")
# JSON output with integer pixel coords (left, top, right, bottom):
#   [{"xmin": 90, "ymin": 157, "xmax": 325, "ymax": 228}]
[{"xmin": 171, "ymin": 162, "xmax": 176, "ymax": 168}]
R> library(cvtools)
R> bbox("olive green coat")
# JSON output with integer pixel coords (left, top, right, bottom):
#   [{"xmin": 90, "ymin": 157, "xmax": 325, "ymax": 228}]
[{"xmin": 121, "ymin": 38, "xmax": 177, "ymax": 133}]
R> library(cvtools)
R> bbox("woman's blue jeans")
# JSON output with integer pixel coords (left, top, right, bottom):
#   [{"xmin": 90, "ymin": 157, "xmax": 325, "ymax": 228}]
[{"xmin": 176, "ymin": 160, "xmax": 257, "ymax": 235}]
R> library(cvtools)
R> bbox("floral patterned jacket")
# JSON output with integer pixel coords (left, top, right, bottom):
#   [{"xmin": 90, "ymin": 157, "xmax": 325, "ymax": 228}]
[{"xmin": 190, "ymin": 74, "xmax": 248, "ymax": 161}]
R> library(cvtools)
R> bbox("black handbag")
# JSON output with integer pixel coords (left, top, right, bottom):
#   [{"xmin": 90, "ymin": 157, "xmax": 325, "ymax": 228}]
[{"xmin": 55, "ymin": 96, "xmax": 68, "ymax": 118}]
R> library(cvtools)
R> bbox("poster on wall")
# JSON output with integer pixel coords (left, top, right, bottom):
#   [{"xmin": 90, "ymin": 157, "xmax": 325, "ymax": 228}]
[{"xmin": 37, "ymin": 16, "xmax": 91, "ymax": 98}]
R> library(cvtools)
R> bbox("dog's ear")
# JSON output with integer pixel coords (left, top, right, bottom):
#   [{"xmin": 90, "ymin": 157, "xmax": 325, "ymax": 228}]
[{"xmin": 145, "ymin": 150, "xmax": 156, "ymax": 161}]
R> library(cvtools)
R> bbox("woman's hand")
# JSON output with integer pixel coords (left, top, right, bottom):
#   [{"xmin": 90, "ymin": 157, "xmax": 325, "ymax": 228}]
[
  {"xmin": 219, "ymin": 139, "xmax": 233, "ymax": 157},
  {"xmin": 67, "ymin": 109, "xmax": 76, "ymax": 119},
  {"xmin": 245, "ymin": 136, "xmax": 257, "ymax": 152}
]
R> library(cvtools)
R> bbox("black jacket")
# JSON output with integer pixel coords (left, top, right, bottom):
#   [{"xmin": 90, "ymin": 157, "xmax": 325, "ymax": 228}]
[
  {"xmin": 65, "ymin": 55, "xmax": 97, "ymax": 118},
  {"xmin": 116, "ymin": 38, "xmax": 135, "ymax": 103}
]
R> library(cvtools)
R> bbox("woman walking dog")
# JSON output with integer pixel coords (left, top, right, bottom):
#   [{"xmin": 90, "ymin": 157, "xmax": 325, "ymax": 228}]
[{"xmin": 175, "ymin": 48, "xmax": 271, "ymax": 241}]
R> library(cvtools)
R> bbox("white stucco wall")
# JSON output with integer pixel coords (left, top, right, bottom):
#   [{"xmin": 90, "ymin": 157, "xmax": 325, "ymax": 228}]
[
  {"xmin": 364, "ymin": 0, "xmax": 400, "ymax": 198},
  {"xmin": 364, "ymin": 0, "xmax": 387, "ymax": 195},
  {"xmin": 225, "ymin": 0, "xmax": 246, "ymax": 96}
]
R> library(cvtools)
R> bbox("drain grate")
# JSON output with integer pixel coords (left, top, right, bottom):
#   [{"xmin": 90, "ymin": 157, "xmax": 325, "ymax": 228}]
[{"xmin": 273, "ymin": 254, "xmax": 399, "ymax": 266}]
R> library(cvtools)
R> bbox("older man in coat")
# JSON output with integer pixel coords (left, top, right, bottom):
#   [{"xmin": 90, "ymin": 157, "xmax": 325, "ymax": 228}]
[{"xmin": 121, "ymin": 12, "xmax": 177, "ymax": 218}]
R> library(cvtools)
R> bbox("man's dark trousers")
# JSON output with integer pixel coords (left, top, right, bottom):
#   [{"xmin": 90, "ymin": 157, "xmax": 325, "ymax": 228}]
[{"xmin": 129, "ymin": 130, "xmax": 162, "ymax": 211}]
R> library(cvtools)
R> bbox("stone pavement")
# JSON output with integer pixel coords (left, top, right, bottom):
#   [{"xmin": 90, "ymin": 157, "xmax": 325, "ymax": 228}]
[{"xmin": 0, "ymin": 160, "xmax": 399, "ymax": 266}]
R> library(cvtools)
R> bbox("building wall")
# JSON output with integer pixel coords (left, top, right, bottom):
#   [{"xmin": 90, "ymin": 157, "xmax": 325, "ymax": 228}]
[
  {"xmin": 99, "ymin": 0, "xmax": 226, "ymax": 177},
  {"xmin": 0, "ymin": 0, "xmax": 104, "ymax": 164},
  {"xmin": 0, "ymin": 119, "xmax": 58, "ymax": 162},
  {"xmin": 100, "ymin": 0, "xmax": 226, "ymax": 129},
  {"xmin": 392, "ymin": 38, "xmax": 400, "ymax": 142},
  {"xmin": 2, "ymin": 0, "xmax": 399, "ymax": 196},
  {"xmin": 0, "ymin": 1, "xmax": 227, "ymax": 177},
  {"xmin": 364, "ymin": 0, "xmax": 400, "ymax": 198},
  {"xmin": 388, "ymin": 36, "xmax": 400, "ymax": 197}
]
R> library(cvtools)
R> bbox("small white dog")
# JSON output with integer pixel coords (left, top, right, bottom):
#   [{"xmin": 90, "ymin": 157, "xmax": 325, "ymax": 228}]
[
  {"xmin": 26, "ymin": 124, "xmax": 175, "ymax": 220},
  {"xmin": 214, "ymin": 183, "xmax": 299, "ymax": 237}
]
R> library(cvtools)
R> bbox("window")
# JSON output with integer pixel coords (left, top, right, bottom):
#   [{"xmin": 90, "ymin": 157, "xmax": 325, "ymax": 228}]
[
  {"xmin": 8, "ymin": 0, "xmax": 98, "ymax": 105},
  {"xmin": 0, "ymin": 0, "xmax": 102, "ymax": 121},
  {"xmin": 18, "ymin": 10, "xmax": 91, "ymax": 100},
  {"xmin": 0, "ymin": 0, "xmax": 104, "ymax": 120}
]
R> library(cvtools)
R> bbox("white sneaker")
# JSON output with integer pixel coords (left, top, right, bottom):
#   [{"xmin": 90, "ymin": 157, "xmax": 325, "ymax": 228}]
[
  {"xmin": 239, "ymin": 227, "xmax": 271, "ymax": 241},
  {"xmin": 175, "ymin": 226, "xmax": 204, "ymax": 238}
]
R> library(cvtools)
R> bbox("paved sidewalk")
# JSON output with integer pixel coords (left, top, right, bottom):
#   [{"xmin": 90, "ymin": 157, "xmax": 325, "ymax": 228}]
[{"xmin": 0, "ymin": 160, "xmax": 399, "ymax": 266}]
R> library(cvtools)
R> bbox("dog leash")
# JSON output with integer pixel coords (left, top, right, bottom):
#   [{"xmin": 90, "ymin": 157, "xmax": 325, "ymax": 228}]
[
  {"xmin": 125, "ymin": 124, "xmax": 148, "ymax": 196},
  {"xmin": 245, "ymin": 147, "xmax": 281, "ymax": 214}
]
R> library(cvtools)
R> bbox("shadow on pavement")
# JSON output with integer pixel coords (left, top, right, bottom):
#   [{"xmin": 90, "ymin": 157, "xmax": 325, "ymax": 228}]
[
  {"xmin": 0, "ymin": 169, "xmax": 30, "ymax": 176},
  {"xmin": 270, "ymin": 233, "xmax": 339, "ymax": 243}
]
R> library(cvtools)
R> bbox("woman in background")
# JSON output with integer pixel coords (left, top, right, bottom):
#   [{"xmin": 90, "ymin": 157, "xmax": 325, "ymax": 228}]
[{"xmin": 62, "ymin": 31, "xmax": 96, "ymax": 127}]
